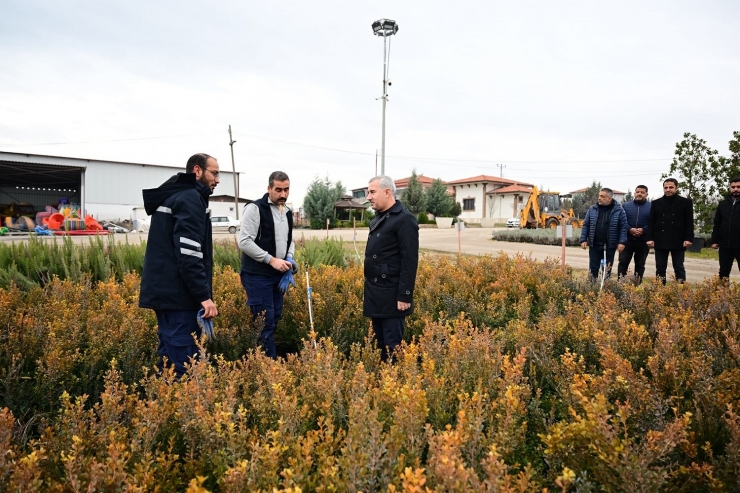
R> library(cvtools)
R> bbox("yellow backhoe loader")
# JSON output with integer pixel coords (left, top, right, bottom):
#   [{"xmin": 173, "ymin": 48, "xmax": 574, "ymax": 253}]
[{"xmin": 519, "ymin": 186, "xmax": 583, "ymax": 229}]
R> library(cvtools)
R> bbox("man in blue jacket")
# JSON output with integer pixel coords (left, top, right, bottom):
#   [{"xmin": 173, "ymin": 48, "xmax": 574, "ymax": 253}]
[
  {"xmin": 139, "ymin": 153, "xmax": 219, "ymax": 378},
  {"xmin": 617, "ymin": 185, "xmax": 652, "ymax": 283},
  {"xmin": 580, "ymin": 188, "xmax": 628, "ymax": 280}
]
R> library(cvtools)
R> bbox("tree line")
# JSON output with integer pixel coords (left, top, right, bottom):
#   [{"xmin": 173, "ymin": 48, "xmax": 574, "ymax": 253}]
[
  {"xmin": 302, "ymin": 171, "xmax": 460, "ymax": 229},
  {"xmin": 303, "ymin": 131, "xmax": 740, "ymax": 233}
]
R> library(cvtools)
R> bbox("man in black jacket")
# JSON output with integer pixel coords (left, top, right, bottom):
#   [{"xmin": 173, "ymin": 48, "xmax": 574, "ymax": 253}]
[
  {"xmin": 238, "ymin": 171, "xmax": 296, "ymax": 359},
  {"xmin": 646, "ymin": 178, "xmax": 694, "ymax": 284},
  {"xmin": 364, "ymin": 176, "xmax": 419, "ymax": 362},
  {"xmin": 139, "ymin": 153, "xmax": 219, "ymax": 378},
  {"xmin": 711, "ymin": 177, "xmax": 740, "ymax": 279}
]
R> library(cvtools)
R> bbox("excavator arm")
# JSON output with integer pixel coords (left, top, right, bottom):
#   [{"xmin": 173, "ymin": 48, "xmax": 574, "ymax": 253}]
[{"xmin": 519, "ymin": 186, "xmax": 541, "ymax": 228}]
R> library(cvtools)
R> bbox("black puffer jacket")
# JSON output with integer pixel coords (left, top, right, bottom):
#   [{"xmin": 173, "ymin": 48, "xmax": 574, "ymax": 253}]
[
  {"xmin": 363, "ymin": 200, "xmax": 419, "ymax": 318},
  {"xmin": 139, "ymin": 173, "xmax": 213, "ymax": 310},
  {"xmin": 711, "ymin": 197, "xmax": 740, "ymax": 248}
]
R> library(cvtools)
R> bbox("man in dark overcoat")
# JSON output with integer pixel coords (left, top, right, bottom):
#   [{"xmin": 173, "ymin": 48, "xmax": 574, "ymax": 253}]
[
  {"xmin": 646, "ymin": 178, "xmax": 694, "ymax": 284},
  {"xmin": 363, "ymin": 175, "xmax": 419, "ymax": 361},
  {"xmin": 710, "ymin": 177, "xmax": 740, "ymax": 279}
]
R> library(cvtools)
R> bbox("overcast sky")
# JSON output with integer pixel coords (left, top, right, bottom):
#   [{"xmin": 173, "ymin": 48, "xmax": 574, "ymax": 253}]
[{"xmin": 1, "ymin": 0, "xmax": 738, "ymax": 208}]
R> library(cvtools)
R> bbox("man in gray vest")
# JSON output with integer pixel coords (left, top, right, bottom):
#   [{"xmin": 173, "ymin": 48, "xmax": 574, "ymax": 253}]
[{"xmin": 238, "ymin": 171, "xmax": 296, "ymax": 359}]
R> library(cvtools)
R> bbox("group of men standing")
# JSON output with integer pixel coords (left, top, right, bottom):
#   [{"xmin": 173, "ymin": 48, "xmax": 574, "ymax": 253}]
[
  {"xmin": 138, "ymin": 153, "xmax": 419, "ymax": 377},
  {"xmin": 581, "ymin": 177, "xmax": 740, "ymax": 284},
  {"xmin": 580, "ymin": 178, "xmax": 694, "ymax": 283}
]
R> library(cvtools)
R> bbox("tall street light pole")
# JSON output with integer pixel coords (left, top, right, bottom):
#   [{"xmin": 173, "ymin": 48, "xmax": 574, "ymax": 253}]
[{"xmin": 372, "ymin": 18, "xmax": 398, "ymax": 177}]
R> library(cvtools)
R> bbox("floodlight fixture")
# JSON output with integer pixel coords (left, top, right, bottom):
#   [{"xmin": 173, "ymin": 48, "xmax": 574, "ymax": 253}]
[{"xmin": 371, "ymin": 18, "xmax": 399, "ymax": 176}]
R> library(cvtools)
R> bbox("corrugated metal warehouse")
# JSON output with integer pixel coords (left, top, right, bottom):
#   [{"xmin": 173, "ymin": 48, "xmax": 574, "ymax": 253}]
[{"xmin": 0, "ymin": 151, "xmax": 241, "ymax": 222}]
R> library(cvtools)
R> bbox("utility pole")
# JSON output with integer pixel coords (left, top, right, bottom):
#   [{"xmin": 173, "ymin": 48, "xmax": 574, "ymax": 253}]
[
  {"xmin": 497, "ymin": 163, "xmax": 506, "ymax": 178},
  {"xmin": 228, "ymin": 125, "xmax": 240, "ymax": 220}
]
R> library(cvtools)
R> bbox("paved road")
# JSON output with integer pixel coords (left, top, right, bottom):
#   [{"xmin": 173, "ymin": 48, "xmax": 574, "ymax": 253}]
[{"xmin": 2, "ymin": 226, "xmax": 721, "ymax": 282}]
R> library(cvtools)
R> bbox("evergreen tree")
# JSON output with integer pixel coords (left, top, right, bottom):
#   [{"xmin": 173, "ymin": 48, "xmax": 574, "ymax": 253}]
[
  {"xmin": 303, "ymin": 177, "xmax": 345, "ymax": 229},
  {"xmin": 572, "ymin": 180, "xmax": 601, "ymax": 216},
  {"xmin": 401, "ymin": 170, "xmax": 426, "ymax": 214},
  {"xmin": 424, "ymin": 178, "xmax": 453, "ymax": 217},
  {"xmin": 450, "ymin": 201, "xmax": 462, "ymax": 218}
]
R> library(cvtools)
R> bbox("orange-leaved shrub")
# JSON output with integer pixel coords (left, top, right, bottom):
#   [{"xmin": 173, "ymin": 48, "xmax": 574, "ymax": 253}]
[{"xmin": 0, "ymin": 253, "xmax": 739, "ymax": 490}]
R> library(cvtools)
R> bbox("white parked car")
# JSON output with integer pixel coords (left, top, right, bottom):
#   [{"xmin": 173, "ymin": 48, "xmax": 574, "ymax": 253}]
[
  {"xmin": 102, "ymin": 222, "xmax": 130, "ymax": 233},
  {"xmin": 506, "ymin": 217, "xmax": 520, "ymax": 228},
  {"xmin": 210, "ymin": 216, "xmax": 240, "ymax": 234}
]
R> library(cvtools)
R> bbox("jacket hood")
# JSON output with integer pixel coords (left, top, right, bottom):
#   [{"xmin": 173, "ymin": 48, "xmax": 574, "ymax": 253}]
[{"xmin": 142, "ymin": 173, "xmax": 211, "ymax": 215}]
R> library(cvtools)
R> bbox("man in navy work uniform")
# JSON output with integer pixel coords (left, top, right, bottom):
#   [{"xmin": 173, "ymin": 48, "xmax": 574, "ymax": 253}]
[
  {"xmin": 580, "ymin": 187, "xmax": 628, "ymax": 280},
  {"xmin": 617, "ymin": 185, "xmax": 652, "ymax": 283},
  {"xmin": 238, "ymin": 171, "xmax": 296, "ymax": 359},
  {"xmin": 139, "ymin": 153, "xmax": 219, "ymax": 379},
  {"xmin": 364, "ymin": 175, "xmax": 419, "ymax": 362},
  {"xmin": 711, "ymin": 177, "xmax": 740, "ymax": 279},
  {"xmin": 647, "ymin": 178, "xmax": 694, "ymax": 284}
]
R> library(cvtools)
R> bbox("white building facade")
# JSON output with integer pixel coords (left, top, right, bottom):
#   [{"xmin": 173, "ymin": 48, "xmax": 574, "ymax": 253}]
[
  {"xmin": 448, "ymin": 175, "xmax": 534, "ymax": 227},
  {"xmin": 0, "ymin": 152, "xmax": 240, "ymax": 222}
]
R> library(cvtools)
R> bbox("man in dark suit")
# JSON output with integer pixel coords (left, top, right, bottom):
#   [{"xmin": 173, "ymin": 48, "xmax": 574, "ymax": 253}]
[
  {"xmin": 646, "ymin": 178, "xmax": 694, "ymax": 284},
  {"xmin": 363, "ymin": 175, "xmax": 419, "ymax": 362}
]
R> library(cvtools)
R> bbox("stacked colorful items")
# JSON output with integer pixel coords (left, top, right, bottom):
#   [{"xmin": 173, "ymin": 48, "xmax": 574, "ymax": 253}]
[{"xmin": 44, "ymin": 203, "xmax": 107, "ymax": 235}]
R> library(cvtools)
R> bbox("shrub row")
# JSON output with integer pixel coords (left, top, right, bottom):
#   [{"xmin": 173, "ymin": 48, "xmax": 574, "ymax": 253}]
[
  {"xmin": 1, "ymin": 251, "xmax": 740, "ymax": 490},
  {"xmin": 493, "ymin": 228, "xmax": 583, "ymax": 246}
]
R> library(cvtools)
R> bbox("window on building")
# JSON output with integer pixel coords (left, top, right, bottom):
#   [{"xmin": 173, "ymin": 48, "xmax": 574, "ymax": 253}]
[{"xmin": 463, "ymin": 198, "xmax": 475, "ymax": 211}]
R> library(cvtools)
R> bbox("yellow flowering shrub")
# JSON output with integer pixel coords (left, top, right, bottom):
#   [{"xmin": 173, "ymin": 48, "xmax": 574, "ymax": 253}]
[{"xmin": 0, "ymin": 252, "xmax": 739, "ymax": 490}]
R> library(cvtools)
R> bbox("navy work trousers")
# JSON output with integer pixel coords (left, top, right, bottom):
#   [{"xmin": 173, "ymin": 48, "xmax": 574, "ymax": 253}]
[
  {"xmin": 371, "ymin": 317, "xmax": 405, "ymax": 362},
  {"xmin": 154, "ymin": 309, "xmax": 202, "ymax": 379},
  {"xmin": 241, "ymin": 272, "xmax": 284, "ymax": 359}
]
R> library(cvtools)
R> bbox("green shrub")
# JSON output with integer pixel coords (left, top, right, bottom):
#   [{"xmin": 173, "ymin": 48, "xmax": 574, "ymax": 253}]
[
  {"xmin": 294, "ymin": 237, "xmax": 347, "ymax": 268},
  {"xmin": 493, "ymin": 228, "xmax": 583, "ymax": 246}
]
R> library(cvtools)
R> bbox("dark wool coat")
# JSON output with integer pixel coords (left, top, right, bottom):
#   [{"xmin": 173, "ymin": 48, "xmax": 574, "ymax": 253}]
[
  {"xmin": 646, "ymin": 194, "xmax": 694, "ymax": 249},
  {"xmin": 363, "ymin": 200, "xmax": 419, "ymax": 318},
  {"xmin": 711, "ymin": 197, "xmax": 740, "ymax": 248}
]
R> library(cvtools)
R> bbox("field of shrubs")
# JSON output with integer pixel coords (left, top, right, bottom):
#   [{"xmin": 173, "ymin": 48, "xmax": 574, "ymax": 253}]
[{"xmin": 1, "ymin": 237, "xmax": 739, "ymax": 491}]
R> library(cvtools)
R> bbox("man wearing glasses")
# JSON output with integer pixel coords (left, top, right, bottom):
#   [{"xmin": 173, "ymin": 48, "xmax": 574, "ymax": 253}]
[
  {"xmin": 140, "ymin": 153, "xmax": 220, "ymax": 379},
  {"xmin": 238, "ymin": 171, "xmax": 296, "ymax": 359}
]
